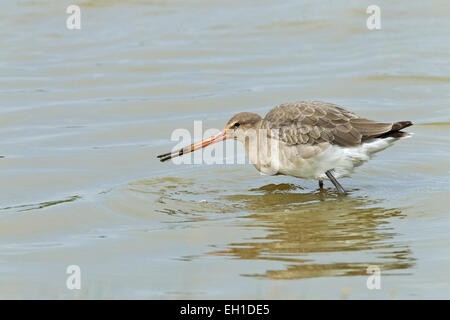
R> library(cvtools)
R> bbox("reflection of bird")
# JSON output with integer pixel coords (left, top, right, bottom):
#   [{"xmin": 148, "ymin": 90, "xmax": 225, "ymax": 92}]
[
  {"xmin": 215, "ymin": 187, "xmax": 414, "ymax": 280},
  {"xmin": 158, "ymin": 101, "xmax": 412, "ymax": 194}
]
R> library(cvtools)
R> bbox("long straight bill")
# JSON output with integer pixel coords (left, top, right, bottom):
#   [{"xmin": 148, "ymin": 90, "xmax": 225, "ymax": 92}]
[{"xmin": 157, "ymin": 130, "xmax": 226, "ymax": 162}]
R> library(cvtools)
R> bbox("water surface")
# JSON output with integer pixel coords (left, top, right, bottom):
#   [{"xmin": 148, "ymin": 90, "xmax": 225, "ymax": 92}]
[{"xmin": 0, "ymin": 0, "xmax": 449, "ymax": 299}]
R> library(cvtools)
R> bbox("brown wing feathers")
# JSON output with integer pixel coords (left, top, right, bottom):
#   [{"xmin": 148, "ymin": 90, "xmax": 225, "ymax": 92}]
[
  {"xmin": 351, "ymin": 118, "xmax": 412, "ymax": 141},
  {"xmin": 262, "ymin": 101, "xmax": 412, "ymax": 147}
]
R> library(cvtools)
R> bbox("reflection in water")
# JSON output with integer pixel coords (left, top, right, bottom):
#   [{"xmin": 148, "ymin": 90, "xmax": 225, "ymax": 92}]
[
  {"xmin": 130, "ymin": 177, "xmax": 415, "ymax": 280},
  {"xmin": 213, "ymin": 184, "xmax": 415, "ymax": 279}
]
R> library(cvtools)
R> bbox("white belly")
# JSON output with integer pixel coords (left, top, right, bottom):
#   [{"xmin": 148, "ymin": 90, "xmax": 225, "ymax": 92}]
[{"xmin": 247, "ymin": 137, "xmax": 399, "ymax": 180}]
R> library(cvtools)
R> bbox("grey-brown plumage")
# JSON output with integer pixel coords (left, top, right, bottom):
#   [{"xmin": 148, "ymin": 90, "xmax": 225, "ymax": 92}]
[
  {"xmin": 158, "ymin": 100, "xmax": 413, "ymax": 195},
  {"xmin": 261, "ymin": 101, "xmax": 412, "ymax": 147}
]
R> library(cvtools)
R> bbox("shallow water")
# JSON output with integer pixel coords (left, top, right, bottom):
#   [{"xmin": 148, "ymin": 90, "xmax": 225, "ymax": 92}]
[{"xmin": 0, "ymin": 0, "xmax": 449, "ymax": 299}]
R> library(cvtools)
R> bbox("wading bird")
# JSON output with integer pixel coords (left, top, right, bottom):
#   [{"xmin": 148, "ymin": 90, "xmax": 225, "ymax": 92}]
[{"xmin": 157, "ymin": 101, "xmax": 412, "ymax": 195}]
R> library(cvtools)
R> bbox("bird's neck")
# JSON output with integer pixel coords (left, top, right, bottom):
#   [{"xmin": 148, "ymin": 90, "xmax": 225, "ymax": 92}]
[{"xmin": 239, "ymin": 120, "xmax": 266, "ymax": 167}]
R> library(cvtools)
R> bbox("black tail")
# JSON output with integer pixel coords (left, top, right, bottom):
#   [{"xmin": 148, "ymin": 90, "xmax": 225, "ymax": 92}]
[
  {"xmin": 392, "ymin": 121, "xmax": 413, "ymax": 131},
  {"xmin": 378, "ymin": 121, "xmax": 413, "ymax": 139}
]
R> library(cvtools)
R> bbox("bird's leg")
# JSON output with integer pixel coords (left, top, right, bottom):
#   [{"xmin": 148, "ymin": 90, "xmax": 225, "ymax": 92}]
[
  {"xmin": 325, "ymin": 170, "xmax": 347, "ymax": 195},
  {"xmin": 318, "ymin": 180, "xmax": 323, "ymax": 189}
]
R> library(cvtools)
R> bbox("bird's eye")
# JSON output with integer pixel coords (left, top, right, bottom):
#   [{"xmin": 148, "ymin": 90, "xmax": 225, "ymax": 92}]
[{"xmin": 233, "ymin": 122, "xmax": 240, "ymax": 128}]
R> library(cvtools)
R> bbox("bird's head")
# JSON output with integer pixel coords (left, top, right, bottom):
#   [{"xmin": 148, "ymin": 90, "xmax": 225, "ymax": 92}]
[{"xmin": 224, "ymin": 112, "xmax": 262, "ymax": 141}]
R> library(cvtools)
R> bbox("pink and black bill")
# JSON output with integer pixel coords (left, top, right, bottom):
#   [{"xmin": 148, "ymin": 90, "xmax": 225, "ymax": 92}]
[{"xmin": 157, "ymin": 130, "xmax": 226, "ymax": 162}]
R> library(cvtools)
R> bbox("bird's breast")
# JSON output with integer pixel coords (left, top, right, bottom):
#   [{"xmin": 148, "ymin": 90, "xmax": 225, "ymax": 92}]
[{"xmin": 243, "ymin": 137, "xmax": 332, "ymax": 178}]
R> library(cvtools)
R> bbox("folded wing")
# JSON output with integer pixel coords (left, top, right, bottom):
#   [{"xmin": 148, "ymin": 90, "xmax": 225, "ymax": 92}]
[{"xmin": 262, "ymin": 101, "xmax": 412, "ymax": 147}]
